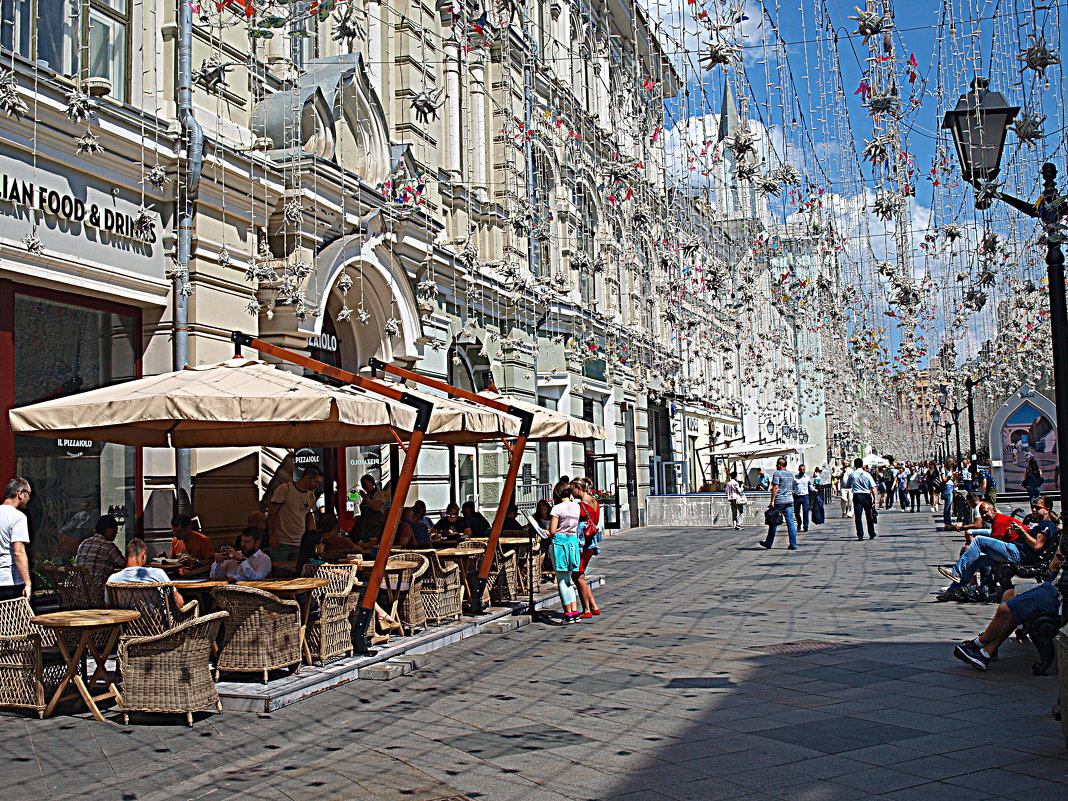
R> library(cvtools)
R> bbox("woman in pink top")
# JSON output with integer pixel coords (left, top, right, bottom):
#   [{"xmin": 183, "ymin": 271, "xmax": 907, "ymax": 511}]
[
  {"xmin": 572, "ymin": 478, "xmax": 602, "ymax": 618},
  {"xmin": 549, "ymin": 483, "xmax": 582, "ymax": 623}
]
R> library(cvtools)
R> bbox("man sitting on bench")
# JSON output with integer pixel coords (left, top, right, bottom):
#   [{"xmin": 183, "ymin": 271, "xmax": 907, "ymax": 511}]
[
  {"xmin": 953, "ymin": 528, "xmax": 1065, "ymax": 671},
  {"xmin": 936, "ymin": 502, "xmax": 1047, "ymax": 600}
]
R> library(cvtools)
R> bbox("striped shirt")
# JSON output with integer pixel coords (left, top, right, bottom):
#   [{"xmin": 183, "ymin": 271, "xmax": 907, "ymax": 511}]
[
  {"xmin": 771, "ymin": 469, "xmax": 796, "ymax": 502},
  {"xmin": 76, "ymin": 535, "xmax": 126, "ymax": 587}
]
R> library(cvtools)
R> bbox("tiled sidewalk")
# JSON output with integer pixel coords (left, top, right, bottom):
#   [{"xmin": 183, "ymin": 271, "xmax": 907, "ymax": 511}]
[{"xmin": 2, "ymin": 507, "xmax": 1065, "ymax": 801}]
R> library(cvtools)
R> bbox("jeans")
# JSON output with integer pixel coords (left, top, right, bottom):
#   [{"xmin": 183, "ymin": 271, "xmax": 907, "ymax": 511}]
[
  {"xmin": 899, "ymin": 488, "xmax": 909, "ymax": 510},
  {"xmin": 950, "ymin": 536, "xmax": 1023, "ymax": 589},
  {"xmin": 853, "ymin": 492, "xmax": 876, "ymax": 539},
  {"xmin": 765, "ymin": 501, "xmax": 797, "ymax": 548},
  {"xmin": 942, "ymin": 486, "xmax": 955, "ymax": 526},
  {"xmin": 794, "ymin": 494, "xmax": 810, "ymax": 530}
]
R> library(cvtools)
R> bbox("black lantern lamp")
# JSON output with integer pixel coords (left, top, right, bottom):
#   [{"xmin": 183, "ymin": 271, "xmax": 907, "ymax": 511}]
[
  {"xmin": 941, "ymin": 77, "xmax": 1019, "ymax": 209},
  {"xmin": 931, "ymin": 407, "xmax": 941, "ymax": 426}
]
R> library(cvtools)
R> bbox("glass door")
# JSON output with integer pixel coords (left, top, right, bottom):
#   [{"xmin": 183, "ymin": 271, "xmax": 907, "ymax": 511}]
[{"xmin": 586, "ymin": 454, "xmax": 620, "ymax": 529}]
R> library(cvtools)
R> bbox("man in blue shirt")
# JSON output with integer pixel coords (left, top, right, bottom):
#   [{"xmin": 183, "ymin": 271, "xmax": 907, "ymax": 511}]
[
  {"xmin": 760, "ymin": 457, "xmax": 798, "ymax": 550},
  {"xmin": 844, "ymin": 458, "xmax": 879, "ymax": 540}
]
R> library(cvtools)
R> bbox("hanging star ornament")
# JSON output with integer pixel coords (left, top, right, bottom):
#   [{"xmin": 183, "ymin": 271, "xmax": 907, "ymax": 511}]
[
  {"xmin": 0, "ymin": 70, "xmax": 29, "ymax": 120},
  {"xmin": 1018, "ymin": 34, "xmax": 1060, "ymax": 77},
  {"xmin": 1012, "ymin": 110, "xmax": 1046, "ymax": 147},
  {"xmin": 848, "ymin": 3, "xmax": 891, "ymax": 46}
]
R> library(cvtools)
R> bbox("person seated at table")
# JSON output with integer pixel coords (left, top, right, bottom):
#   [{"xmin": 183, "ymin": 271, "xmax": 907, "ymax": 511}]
[
  {"xmin": 75, "ymin": 515, "xmax": 126, "ymax": 590},
  {"xmin": 412, "ymin": 500, "xmax": 434, "ymax": 531},
  {"xmin": 433, "ymin": 504, "xmax": 464, "ymax": 538},
  {"xmin": 106, "ymin": 538, "xmax": 186, "ymax": 608},
  {"xmin": 501, "ymin": 503, "xmax": 523, "ymax": 532},
  {"xmin": 170, "ymin": 514, "xmax": 215, "ymax": 576},
  {"xmin": 460, "ymin": 501, "xmax": 491, "ymax": 538},
  {"xmin": 530, "ymin": 499, "xmax": 552, "ymax": 534},
  {"xmin": 210, "ymin": 527, "xmax": 272, "ymax": 580},
  {"xmin": 318, "ymin": 514, "xmax": 357, "ymax": 554},
  {"xmin": 296, "ymin": 528, "xmax": 325, "ymax": 575},
  {"xmin": 403, "ymin": 507, "xmax": 432, "ymax": 545},
  {"xmin": 392, "ymin": 515, "xmax": 419, "ymax": 549}
]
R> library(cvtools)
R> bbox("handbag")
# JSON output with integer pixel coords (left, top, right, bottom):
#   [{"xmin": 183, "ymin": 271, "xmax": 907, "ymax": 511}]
[{"xmin": 764, "ymin": 507, "xmax": 784, "ymax": 526}]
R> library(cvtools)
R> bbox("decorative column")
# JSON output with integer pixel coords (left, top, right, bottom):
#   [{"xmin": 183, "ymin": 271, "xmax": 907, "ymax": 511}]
[
  {"xmin": 443, "ymin": 33, "xmax": 462, "ymax": 177},
  {"xmin": 470, "ymin": 51, "xmax": 488, "ymax": 195},
  {"xmin": 366, "ymin": 0, "xmax": 384, "ymax": 98}
]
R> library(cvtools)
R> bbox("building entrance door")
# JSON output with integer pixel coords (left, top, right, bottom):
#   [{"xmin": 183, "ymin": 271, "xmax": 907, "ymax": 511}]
[
  {"xmin": 658, "ymin": 460, "xmax": 686, "ymax": 495},
  {"xmin": 586, "ymin": 453, "xmax": 620, "ymax": 529}
]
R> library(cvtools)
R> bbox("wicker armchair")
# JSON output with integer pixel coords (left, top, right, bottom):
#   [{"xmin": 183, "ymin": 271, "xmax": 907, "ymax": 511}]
[
  {"xmin": 490, "ymin": 548, "xmax": 520, "ymax": 604},
  {"xmin": 105, "ymin": 582, "xmax": 199, "ymax": 640},
  {"xmin": 0, "ymin": 597, "xmax": 66, "ymax": 718},
  {"xmin": 300, "ymin": 564, "xmax": 360, "ymax": 663},
  {"xmin": 117, "ymin": 610, "xmax": 228, "ymax": 726},
  {"xmin": 501, "ymin": 529, "xmax": 538, "ymax": 593},
  {"xmin": 420, "ymin": 551, "xmax": 464, "ymax": 624},
  {"xmin": 454, "ymin": 541, "xmax": 491, "ymax": 609},
  {"xmin": 211, "ymin": 586, "xmax": 301, "ymax": 683},
  {"xmin": 42, "ymin": 565, "xmax": 103, "ymax": 610},
  {"xmin": 383, "ymin": 553, "xmax": 428, "ymax": 635}
]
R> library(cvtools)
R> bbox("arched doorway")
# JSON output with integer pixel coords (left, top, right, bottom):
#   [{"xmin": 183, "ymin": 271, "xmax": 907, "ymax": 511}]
[{"xmin": 989, "ymin": 386, "xmax": 1058, "ymax": 493}]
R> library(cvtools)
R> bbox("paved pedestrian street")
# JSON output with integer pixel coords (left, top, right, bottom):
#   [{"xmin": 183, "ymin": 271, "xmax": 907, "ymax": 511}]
[{"xmin": 3, "ymin": 509, "xmax": 1066, "ymax": 801}]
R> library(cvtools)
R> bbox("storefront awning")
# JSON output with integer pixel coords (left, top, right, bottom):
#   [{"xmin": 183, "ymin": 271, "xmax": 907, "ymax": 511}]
[{"xmin": 704, "ymin": 443, "xmax": 816, "ymax": 460}]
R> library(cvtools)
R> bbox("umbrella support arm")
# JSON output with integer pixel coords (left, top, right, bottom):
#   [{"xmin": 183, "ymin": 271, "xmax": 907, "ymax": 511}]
[
  {"xmin": 367, "ymin": 357, "xmax": 536, "ymax": 615},
  {"xmin": 231, "ymin": 331, "xmax": 434, "ymax": 654}
]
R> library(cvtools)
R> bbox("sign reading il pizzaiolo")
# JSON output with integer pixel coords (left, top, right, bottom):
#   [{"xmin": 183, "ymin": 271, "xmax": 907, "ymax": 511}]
[{"xmin": 1, "ymin": 174, "xmax": 156, "ymax": 243}]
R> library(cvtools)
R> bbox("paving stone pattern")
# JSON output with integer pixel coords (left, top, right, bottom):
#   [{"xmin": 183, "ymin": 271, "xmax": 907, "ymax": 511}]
[{"xmin": 2, "ymin": 508, "xmax": 1066, "ymax": 801}]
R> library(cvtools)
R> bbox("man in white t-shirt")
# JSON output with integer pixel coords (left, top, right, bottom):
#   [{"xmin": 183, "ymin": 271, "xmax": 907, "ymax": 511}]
[
  {"xmin": 268, "ymin": 466, "xmax": 322, "ymax": 562},
  {"xmin": 106, "ymin": 538, "xmax": 187, "ymax": 608},
  {"xmin": 0, "ymin": 477, "xmax": 33, "ymax": 601}
]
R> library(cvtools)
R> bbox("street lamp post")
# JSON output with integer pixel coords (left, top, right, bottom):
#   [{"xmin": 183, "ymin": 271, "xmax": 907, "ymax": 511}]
[
  {"xmin": 964, "ymin": 375, "xmax": 987, "ymax": 460},
  {"xmin": 943, "ymin": 77, "xmax": 1068, "ymax": 515},
  {"xmin": 943, "ymin": 422, "xmax": 953, "ymax": 463},
  {"xmin": 949, "ymin": 406, "xmax": 964, "ymax": 465}
]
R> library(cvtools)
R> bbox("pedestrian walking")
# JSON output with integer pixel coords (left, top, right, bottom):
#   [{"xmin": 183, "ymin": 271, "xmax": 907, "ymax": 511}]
[
  {"xmin": 793, "ymin": 464, "xmax": 812, "ymax": 532},
  {"xmin": 843, "ymin": 458, "xmax": 878, "ymax": 540},
  {"xmin": 838, "ymin": 463, "xmax": 853, "ymax": 518},
  {"xmin": 571, "ymin": 478, "xmax": 602, "ymax": 619},
  {"xmin": 760, "ymin": 457, "xmax": 797, "ymax": 550},
  {"xmin": 907, "ymin": 467, "xmax": 922, "ymax": 512},
  {"xmin": 0, "ymin": 478, "xmax": 33, "ymax": 601},
  {"xmin": 942, "ymin": 462, "xmax": 957, "ymax": 528},
  {"xmin": 726, "ymin": 472, "xmax": 746, "ymax": 530},
  {"xmin": 1022, "ymin": 459, "xmax": 1044, "ymax": 504}
]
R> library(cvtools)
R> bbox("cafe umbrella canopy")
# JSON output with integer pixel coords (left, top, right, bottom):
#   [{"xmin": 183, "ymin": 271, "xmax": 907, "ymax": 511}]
[
  {"xmin": 9, "ymin": 355, "xmax": 520, "ymax": 651},
  {"xmin": 8, "ymin": 358, "xmax": 517, "ymax": 447}
]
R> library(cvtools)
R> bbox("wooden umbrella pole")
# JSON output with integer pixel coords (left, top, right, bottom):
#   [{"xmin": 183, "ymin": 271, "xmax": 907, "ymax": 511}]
[
  {"xmin": 232, "ymin": 332, "xmax": 433, "ymax": 653},
  {"xmin": 368, "ymin": 358, "xmax": 535, "ymax": 613}
]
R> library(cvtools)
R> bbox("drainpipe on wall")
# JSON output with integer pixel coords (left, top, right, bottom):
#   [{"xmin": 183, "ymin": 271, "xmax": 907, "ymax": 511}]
[{"xmin": 174, "ymin": 0, "xmax": 203, "ymax": 514}]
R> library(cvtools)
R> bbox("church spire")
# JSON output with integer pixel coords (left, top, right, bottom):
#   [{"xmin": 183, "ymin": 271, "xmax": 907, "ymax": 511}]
[{"xmin": 718, "ymin": 79, "xmax": 741, "ymax": 142}]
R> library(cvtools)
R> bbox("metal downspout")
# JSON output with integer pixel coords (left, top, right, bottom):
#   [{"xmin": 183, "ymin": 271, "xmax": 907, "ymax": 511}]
[{"xmin": 175, "ymin": 0, "xmax": 203, "ymax": 514}]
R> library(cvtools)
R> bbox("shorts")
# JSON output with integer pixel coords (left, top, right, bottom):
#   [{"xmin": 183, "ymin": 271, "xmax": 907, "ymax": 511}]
[
  {"xmin": 578, "ymin": 549, "xmax": 594, "ymax": 574},
  {"xmin": 1005, "ymin": 582, "xmax": 1061, "ymax": 624}
]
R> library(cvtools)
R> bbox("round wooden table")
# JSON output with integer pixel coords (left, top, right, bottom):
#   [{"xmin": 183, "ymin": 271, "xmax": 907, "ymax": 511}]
[
  {"xmin": 237, "ymin": 578, "xmax": 330, "ymax": 664},
  {"xmin": 170, "ymin": 578, "xmax": 230, "ymax": 591},
  {"xmin": 30, "ymin": 609, "xmax": 141, "ymax": 722}
]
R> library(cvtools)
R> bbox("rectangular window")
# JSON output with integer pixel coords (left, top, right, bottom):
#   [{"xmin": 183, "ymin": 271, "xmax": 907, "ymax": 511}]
[
  {"xmin": 10, "ymin": 291, "xmax": 140, "ymax": 562},
  {"xmin": 1, "ymin": 0, "xmax": 130, "ymax": 101}
]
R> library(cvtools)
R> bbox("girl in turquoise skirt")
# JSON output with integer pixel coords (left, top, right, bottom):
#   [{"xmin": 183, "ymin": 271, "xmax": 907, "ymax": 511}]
[{"xmin": 549, "ymin": 483, "xmax": 582, "ymax": 623}]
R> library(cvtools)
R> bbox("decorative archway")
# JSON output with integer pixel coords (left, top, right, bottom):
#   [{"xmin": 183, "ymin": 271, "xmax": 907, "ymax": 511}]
[
  {"xmin": 989, "ymin": 385, "xmax": 1058, "ymax": 492},
  {"xmin": 299, "ymin": 233, "xmax": 423, "ymax": 367}
]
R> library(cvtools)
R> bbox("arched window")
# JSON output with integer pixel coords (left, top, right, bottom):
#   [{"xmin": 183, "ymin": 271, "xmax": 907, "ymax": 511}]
[
  {"xmin": 573, "ymin": 182, "xmax": 598, "ymax": 304},
  {"xmin": 531, "ymin": 148, "xmax": 555, "ymax": 277}
]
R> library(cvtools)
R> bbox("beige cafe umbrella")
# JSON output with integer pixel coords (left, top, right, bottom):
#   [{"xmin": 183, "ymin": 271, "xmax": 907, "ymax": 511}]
[
  {"xmin": 475, "ymin": 389, "xmax": 609, "ymax": 442},
  {"xmin": 9, "ymin": 358, "xmax": 518, "ymax": 448}
]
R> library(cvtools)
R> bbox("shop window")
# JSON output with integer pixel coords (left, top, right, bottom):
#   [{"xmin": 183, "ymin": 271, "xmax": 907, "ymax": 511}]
[
  {"xmin": 1, "ymin": 0, "xmax": 130, "ymax": 101},
  {"xmin": 11, "ymin": 292, "xmax": 139, "ymax": 564}
]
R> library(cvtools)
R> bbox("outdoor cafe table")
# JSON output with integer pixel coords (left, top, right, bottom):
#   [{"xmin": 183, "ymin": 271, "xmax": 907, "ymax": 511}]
[
  {"xmin": 236, "ymin": 578, "xmax": 329, "ymax": 665},
  {"xmin": 30, "ymin": 609, "xmax": 140, "ymax": 722},
  {"xmin": 353, "ymin": 561, "xmax": 409, "ymax": 609}
]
